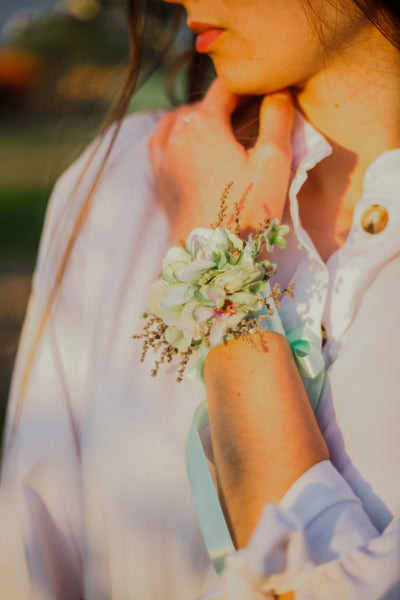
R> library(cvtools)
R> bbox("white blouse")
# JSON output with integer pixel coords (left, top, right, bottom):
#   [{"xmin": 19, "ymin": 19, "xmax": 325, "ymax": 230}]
[{"xmin": 1, "ymin": 109, "xmax": 400, "ymax": 600}]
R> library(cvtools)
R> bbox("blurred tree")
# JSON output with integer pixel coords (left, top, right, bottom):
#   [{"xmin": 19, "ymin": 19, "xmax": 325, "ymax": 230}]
[
  {"xmin": 0, "ymin": 0, "xmax": 187, "ymax": 115},
  {"xmin": 6, "ymin": 0, "xmax": 130, "ymax": 66}
]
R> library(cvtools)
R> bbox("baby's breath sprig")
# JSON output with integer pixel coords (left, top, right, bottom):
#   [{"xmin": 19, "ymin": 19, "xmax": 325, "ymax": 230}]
[
  {"xmin": 132, "ymin": 315, "xmax": 175, "ymax": 374},
  {"xmin": 225, "ymin": 314, "xmax": 267, "ymax": 351},
  {"xmin": 256, "ymin": 218, "xmax": 272, "ymax": 237},
  {"xmin": 132, "ymin": 317, "xmax": 197, "ymax": 382},
  {"xmin": 269, "ymin": 282, "xmax": 296, "ymax": 309}
]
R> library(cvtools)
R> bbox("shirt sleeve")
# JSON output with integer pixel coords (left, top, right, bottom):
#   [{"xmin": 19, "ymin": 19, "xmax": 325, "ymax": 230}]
[
  {"xmin": 199, "ymin": 460, "xmax": 400, "ymax": 600},
  {"xmin": 0, "ymin": 111, "xmax": 163, "ymax": 600},
  {"xmin": 0, "ymin": 161, "xmax": 90, "ymax": 599}
]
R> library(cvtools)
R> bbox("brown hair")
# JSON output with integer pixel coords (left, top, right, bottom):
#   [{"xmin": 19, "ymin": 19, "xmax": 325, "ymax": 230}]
[
  {"xmin": 352, "ymin": 0, "xmax": 400, "ymax": 50},
  {"xmin": 305, "ymin": 0, "xmax": 400, "ymax": 50}
]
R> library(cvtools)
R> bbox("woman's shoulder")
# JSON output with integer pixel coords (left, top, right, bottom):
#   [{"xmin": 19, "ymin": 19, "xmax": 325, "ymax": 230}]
[
  {"xmin": 58, "ymin": 109, "xmax": 165, "ymax": 198},
  {"xmin": 98, "ymin": 109, "xmax": 165, "ymax": 166},
  {"xmin": 36, "ymin": 110, "xmax": 166, "ymax": 265}
]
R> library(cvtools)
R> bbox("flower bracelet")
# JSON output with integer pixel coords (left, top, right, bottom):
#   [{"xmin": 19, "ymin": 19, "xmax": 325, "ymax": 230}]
[{"xmin": 133, "ymin": 220, "xmax": 295, "ymax": 383}]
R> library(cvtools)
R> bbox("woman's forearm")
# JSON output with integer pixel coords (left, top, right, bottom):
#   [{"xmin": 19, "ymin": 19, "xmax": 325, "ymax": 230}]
[{"xmin": 204, "ymin": 332, "xmax": 329, "ymax": 549}]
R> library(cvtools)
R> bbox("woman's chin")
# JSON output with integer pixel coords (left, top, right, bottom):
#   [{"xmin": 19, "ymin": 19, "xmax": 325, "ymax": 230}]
[{"xmin": 215, "ymin": 67, "xmax": 289, "ymax": 97}]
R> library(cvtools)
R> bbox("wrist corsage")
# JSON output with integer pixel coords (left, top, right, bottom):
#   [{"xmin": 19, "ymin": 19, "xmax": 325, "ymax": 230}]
[{"xmin": 133, "ymin": 216, "xmax": 295, "ymax": 383}]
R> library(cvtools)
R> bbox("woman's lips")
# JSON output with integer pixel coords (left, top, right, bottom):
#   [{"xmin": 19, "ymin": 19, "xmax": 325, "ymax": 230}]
[{"xmin": 195, "ymin": 28, "xmax": 225, "ymax": 53}]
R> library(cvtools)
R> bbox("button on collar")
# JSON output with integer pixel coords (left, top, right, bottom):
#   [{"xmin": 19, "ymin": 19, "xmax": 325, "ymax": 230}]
[{"xmin": 361, "ymin": 204, "xmax": 389, "ymax": 234}]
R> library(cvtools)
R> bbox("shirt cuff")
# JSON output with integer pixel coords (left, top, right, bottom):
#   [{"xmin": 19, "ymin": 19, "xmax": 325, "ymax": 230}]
[
  {"xmin": 198, "ymin": 460, "xmax": 380, "ymax": 599},
  {"xmin": 279, "ymin": 459, "xmax": 378, "ymax": 563}
]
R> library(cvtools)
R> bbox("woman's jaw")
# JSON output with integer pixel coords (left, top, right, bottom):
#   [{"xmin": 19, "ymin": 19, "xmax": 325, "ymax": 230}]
[
  {"xmin": 173, "ymin": 0, "xmax": 367, "ymax": 95},
  {"xmin": 169, "ymin": 0, "xmax": 400, "ymax": 157}
]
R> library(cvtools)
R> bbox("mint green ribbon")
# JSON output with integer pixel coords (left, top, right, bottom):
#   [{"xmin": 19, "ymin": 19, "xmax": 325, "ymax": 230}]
[
  {"xmin": 185, "ymin": 326, "xmax": 325, "ymax": 575},
  {"xmin": 286, "ymin": 326, "xmax": 325, "ymax": 413},
  {"xmin": 185, "ymin": 402, "xmax": 235, "ymax": 575}
]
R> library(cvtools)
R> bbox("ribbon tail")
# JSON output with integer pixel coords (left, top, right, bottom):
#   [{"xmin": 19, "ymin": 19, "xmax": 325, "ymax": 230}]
[
  {"xmin": 185, "ymin": 402, "xmax": 236, "ymax": 575},
  {"xmin": 286, "ymin": 326, "xmax": 325, "ymax": 413}
]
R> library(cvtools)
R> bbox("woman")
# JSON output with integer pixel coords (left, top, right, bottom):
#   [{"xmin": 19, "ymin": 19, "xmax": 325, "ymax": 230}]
[{"xmin": 1, "ymin": 0, "xmax": 400, "ymax": 598}]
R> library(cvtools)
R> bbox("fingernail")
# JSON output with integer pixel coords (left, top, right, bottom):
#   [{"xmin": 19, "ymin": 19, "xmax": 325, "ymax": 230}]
[{"xmin": 270, "ymin": 91, "xmax": 292, "ymax": 101}]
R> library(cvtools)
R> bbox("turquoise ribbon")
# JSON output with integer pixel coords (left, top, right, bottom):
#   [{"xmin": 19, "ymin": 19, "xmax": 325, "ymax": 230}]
[
  {"xmin": 185, "ymin": 325, "xmax": 325, "ymax": 575},
  {"xmin": 185, "ymin": 402, "xmax": 235, "ymax": 575},
  {"xmin": 286, "ymin": 326, "xmax": 325, "ymax": 413}
]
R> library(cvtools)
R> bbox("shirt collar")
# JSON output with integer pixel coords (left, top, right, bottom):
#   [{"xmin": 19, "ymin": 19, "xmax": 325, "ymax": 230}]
[
  {"xmin": 291, "ymin": 110, "xmax": 400, "ymax": 199},
  {"xmin": 288, "ymin": 112, "xmax": 332, "ymax": 263},
  {"xmin": 289, "ymin": 112, "xmax": 400, "ymax": 257},
  {"xmin": 362, "ymin": 149, "xmax": 400, "ymax": 199},
  {"xmin": 291, "ymin": 110, "xmax": 332, "ymax": 174}
]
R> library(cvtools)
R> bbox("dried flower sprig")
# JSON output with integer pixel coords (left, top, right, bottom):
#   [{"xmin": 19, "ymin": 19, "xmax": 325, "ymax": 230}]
[{"xmin": 212, "ymin": 181, "xmax": 234, "ymax": 229}]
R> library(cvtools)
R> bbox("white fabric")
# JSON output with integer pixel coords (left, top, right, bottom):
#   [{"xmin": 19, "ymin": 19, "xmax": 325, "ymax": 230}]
[{"xmin": 1, "ymin": 109, "xmax": 400, "ymax": 599}]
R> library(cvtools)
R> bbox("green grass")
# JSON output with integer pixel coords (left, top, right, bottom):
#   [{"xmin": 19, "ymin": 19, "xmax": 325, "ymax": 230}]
[
  {"xmin": 0, "ymin": 116, "xmax": 98, "ymax": 264},
  {"xmin": 0, "ymin": 69, "xmax": 178, "ymax": 261},
  {"xmin": 0, "ymin": 187, "xmax": 51, "ymax": 261},
  {"xmin": 0, "ymin": 186, "xmax": 51, "ymax": 447}
]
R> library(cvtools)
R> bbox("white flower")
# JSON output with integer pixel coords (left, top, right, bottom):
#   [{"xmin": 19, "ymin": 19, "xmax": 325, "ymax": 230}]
[
  {"xmin": 212, "ymin": 262, "xmax": 264, "ymax": 293},
  {"xmin": 175, "ymin": 259, "xmax": 216, "ymax": 283},
  {"xmin": 164, "ymin": 326, "xmax": 192, "ymax": 351},
  {"xmin": 209, "ymin": 310, "xmax": 245, "ymax": 345},
  {"xmin": 163, "ymin": 283, "xmax": 195, "ymax": 306},
  {"xmin": 146, "ymin": 280, "xmax": 168, "ymax": 318},
  {"xmin": 179, "ymin": 301, "xmax": 210, "ymax": 341},
  {"xmin": 162, "ymin": 246, "xmax": 191, "ymax": 269},
  {"xmin": 186, "ymin": 228, "xmax": 215, "ymax": 259},
  {"xmin": 161, "ymin": 305, "xmax": 183, "ymax": 326},
  {"xmin": 186, "ymin": 227, "xmax": 243, "ymax": 261}
]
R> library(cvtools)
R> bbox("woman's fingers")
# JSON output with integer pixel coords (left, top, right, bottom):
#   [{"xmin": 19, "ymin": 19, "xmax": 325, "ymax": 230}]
[
  {"xmin": 200, "ymin": 79, "xmax": 241, "ymax": 128},
  {"xmin": 253, "ymin": 91, "xmax": 294, "ymax": 166},
  {"xmin": 241, "ymin": 91, "xmax": 294, "ymax": 221},
  {"xmin": 149, "ymin": 83, "xmax": 295, "ymax": 239}
]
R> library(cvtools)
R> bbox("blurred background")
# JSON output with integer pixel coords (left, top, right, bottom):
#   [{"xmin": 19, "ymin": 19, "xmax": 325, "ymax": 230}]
[{"xmin": 0, "ymin": 0, "xmax": 212, "ymax": 437}]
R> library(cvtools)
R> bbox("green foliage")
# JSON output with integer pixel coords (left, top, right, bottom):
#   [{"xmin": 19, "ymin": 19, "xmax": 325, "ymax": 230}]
[
  {"xmin": 9, "ymin": 10, "xmax": 130, "ymax": 65},
  {"xmin": 0, "ymin": 187, "xmax": 50, "ymax": 259},
  {"xmin": 7, "ymin": 0, "xmax": 184, "ymax": 66}
]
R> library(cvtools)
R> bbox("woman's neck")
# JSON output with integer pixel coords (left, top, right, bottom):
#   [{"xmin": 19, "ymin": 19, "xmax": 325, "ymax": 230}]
[
  {"xmin": 293, "ymin": 26, "xmax": 400, "ymax": 261},
  {"xmin": 296, "ymin": 26, "xmax": 400, "ymax": 209}
]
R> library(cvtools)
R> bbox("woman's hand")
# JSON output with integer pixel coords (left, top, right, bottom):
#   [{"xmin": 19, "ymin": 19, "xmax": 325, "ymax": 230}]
[{"xmin": 149, "ymin": 79, "xmax": 294, "ymax": 245}]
